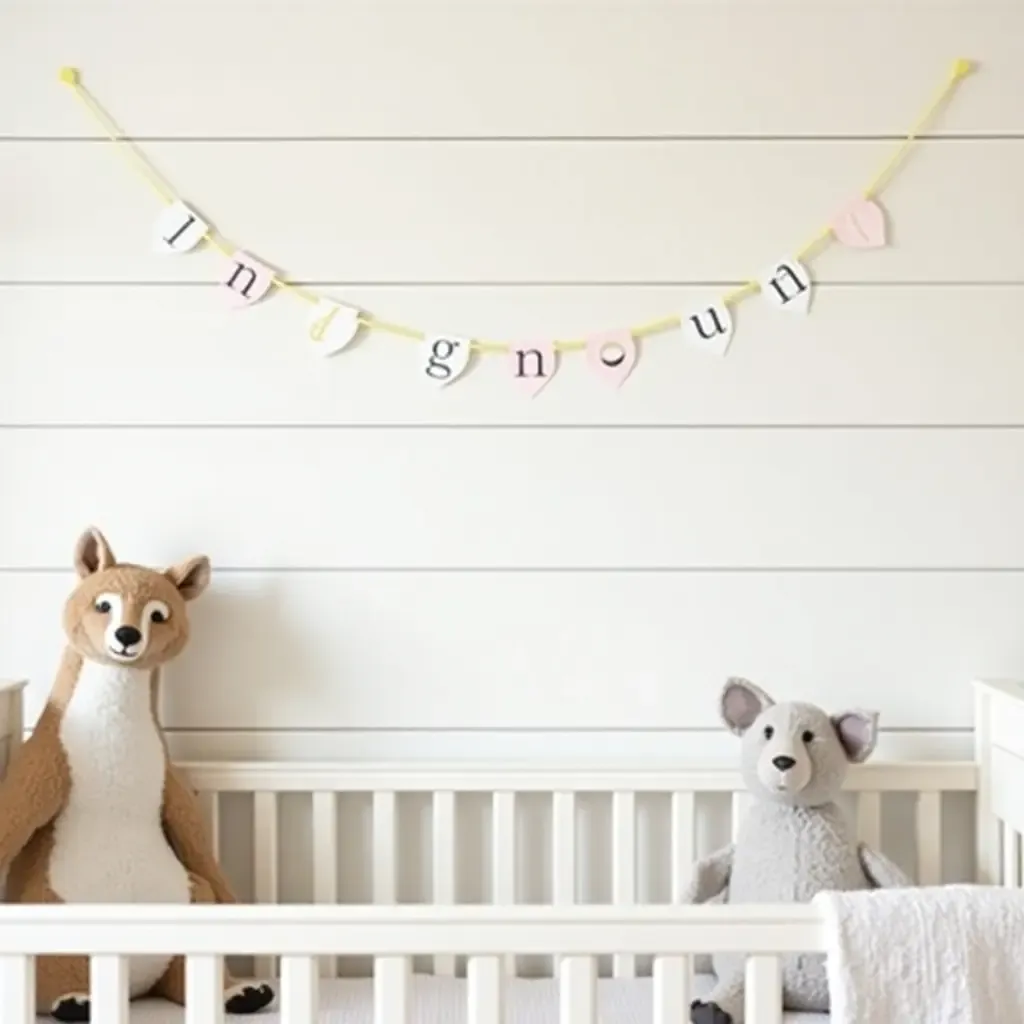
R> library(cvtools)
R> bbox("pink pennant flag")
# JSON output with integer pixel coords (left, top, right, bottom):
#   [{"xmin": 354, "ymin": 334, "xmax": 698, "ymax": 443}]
[
  {"xmin": 509, "ymin": 340, "xmax": 557, "ymax": 397},
  {"xmin": 585, "ymin": 330, "xmax": 637, "ymax": 388},
  {"xmin": 219, "ymin": 251, "xmax": 276, "ymax": 308},
  {"xmin": 831, "ymin": 197, "xmax": 887, "ymax": 249}
]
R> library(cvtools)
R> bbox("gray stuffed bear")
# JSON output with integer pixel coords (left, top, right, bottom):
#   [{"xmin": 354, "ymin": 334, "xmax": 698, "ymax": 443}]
[{"xmin": 685, "ymin": 677, "xmax": 911, "ymax": 1024}]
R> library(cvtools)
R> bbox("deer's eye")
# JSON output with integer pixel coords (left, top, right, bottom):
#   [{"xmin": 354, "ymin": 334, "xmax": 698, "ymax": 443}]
[
  {"xmin": 94, "ymin": 600, "xmax": 111, "ymax": 613},
  {"xmin": 802, "ymin": 730, "xmax": 815, "ymax": 743},
  {"xmin": 764, "ymin": 725, "xmax": 774, "ymax": 739},
  {"xmin": 150, "ymin": 609, "xmax": 166, "ymax": 623}
]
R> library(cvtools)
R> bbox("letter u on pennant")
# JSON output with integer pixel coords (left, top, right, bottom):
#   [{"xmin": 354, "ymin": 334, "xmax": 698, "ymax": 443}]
[
  {"xmin": 585, "ymin": 330, "xmax": 637, "ymax": 388},
  {"xmin": 683, "ymin": 302, "xmax": 734, "ymax": 356},
  {"xmin": 219, "ymin": 251, "xmax": 275, "ymax": 308},
  {"xmin": 509, "ymin": 340, "xmax": 557, "ymax": 397}
]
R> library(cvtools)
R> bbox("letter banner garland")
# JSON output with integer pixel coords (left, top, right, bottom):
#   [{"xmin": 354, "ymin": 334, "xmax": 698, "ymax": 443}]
[{"xmin": 60, "ymin": 61, "xmax": 974, "ymax": 394}]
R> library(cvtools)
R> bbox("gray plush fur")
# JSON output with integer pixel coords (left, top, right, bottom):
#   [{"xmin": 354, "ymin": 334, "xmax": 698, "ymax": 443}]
[{"xmin": 685, "ymin": 678, "xmax": 910, "ymax": 1024}]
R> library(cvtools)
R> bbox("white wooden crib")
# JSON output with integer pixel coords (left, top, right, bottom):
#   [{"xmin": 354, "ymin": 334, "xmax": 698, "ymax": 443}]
[{"xmin": 0, "ymin": 678, "xmax": 1022, "ymax": 1024}]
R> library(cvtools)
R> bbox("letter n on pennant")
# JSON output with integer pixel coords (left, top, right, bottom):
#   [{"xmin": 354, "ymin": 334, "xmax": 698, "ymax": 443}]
[
  {"xmin": 220, "ymin": 251, "xmax": 275, "ymax": 308},
  {"xmin": 683, "ymin": 302, "xmax": 734, "ymax": 356},
  {"xmin": 759, "ymin": 258, "xmax": 812, "ymax": 315},
  {"xmin": 509, "ymin": 340, "xmax": 557, "ymax": 397}
]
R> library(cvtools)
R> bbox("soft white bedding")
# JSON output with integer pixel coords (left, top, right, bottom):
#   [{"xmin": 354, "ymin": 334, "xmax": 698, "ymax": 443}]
[{"xmin": 104, "ymin": 972, "xmax": 826, "ymax": 1023}]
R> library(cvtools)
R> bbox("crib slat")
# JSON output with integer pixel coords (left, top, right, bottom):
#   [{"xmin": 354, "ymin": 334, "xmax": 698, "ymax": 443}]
[
  {"xmin": 374, "ymin": 956, "xmax": 410, "ymax": 1024},
  {"xmin": 745, "ymin": 955, "xmax": 782, "ymax": 1024},
  {"xmin": 254, "ymin": 790, "xmax": 279, "ymax": 979},
  {"xmin": 0, "ymin": 955, "xmax": 35, "ymax": 1024},
  {"xmin": 856, "ymin": 792, "xmax": 882, "ymax": 850},
  {"xmin": 433, "ymin": 790, "xmax": 457, "ymax": 976},
  {"xmin": 468, "ymin": 956, "xmax": 503, "ymax": 1024},
  {"xmin": 373, "ymin": 791, "xmax": 398, "ymax": 904},
  {"xmin": 731, "ymin": 791, "xmax": 752, "ymax": 841},
  {"xmin": 611, "ymin": 791, "xmax": 637, "ymax": 979},
  {"xmin": 670, "ymin": 791, "xmax": 696, "ymax": 902},
  {"xmin": 199, "ymin": 790, "xmax": 221, "ymax": 861},
  {"xmin": 915, "ymin": 790, "xmax": 942, "ymax": 886},
  {"xmin": 492, "ymin": 791, "xmax": 517, "ymax": 976},
  {"xmin": 281, "ymin": 955, "xmax": 319, "ymax": 1024},
  {"xmin": 653, "ymin": 956, "xmax": 690, "ymax": 1024},
  {"xmin": 91, "ymin": 955, "xmax": 130, "ymax": 1024},
  {"xmin": 552, "ymin": 792, "xmax": 576, "ymax": 905},
  {"xmin": 559, "ymin": 956, "xmax": 597, "ymax": 1024},
  {"xmin": 313, "ymin": 791, "xmax": 339, "ymax": 978},
  {"xmin": 186, "ymin": 954, "xmax": 224, "ymax": 1024},
  {"xmin": 1002, "ymin": 827, "xmax": 1021, "ymax": 888}
]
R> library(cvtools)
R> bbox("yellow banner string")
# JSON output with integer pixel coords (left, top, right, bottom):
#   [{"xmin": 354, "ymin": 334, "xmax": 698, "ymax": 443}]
[{"xmin": 59, "ymin": 60, "xmax": 974, "ymax": 355}]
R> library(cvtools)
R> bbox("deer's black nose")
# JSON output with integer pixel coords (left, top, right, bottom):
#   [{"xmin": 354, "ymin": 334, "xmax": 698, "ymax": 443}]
[
  {"xmin": 772, "ymin": 755, "xmax": 796, "ymax": 772},
  {"xmin": 114, "ymin": 625, "xmax": 142, "ymax": 647}
]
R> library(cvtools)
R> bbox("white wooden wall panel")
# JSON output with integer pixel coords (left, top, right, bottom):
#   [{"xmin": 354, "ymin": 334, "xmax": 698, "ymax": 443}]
[
  {"xmin": 3, "ymin": 570, "xmax": 1022, "ymax": 731},
  {"xmin": 1, "ymin": 2, "xmax": 1017, "ymax": 138},
  {"xmin": 2, "ymin": 0, "xmax": 1022, "ymax": 763},
  {"xmin": 2, "ymin": 428, "xmax": 1024, "ymax": 569},
  {"xmin": 4, "ymin": 139, "xmax": 1022, "ymax": 283},
  {"xmin": 3, "ymin": 286, "xmax": 1024, "ymax": 427}
]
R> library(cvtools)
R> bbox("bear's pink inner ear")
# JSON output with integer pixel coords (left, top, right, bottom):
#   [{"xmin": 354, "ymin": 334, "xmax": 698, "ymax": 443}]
[
  {"xmin": 832, "ymin": 711, "xmax": 878, "ymax": 763},
  {"xmin": 721, "ymin": 679, "xmax": 771, "ymax": 735}
]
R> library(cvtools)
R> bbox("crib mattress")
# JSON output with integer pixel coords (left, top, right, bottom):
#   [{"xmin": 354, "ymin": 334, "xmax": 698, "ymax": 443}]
[{"xmin": 102, "ymin": 972, "xmax": 827, "ymax": 1023}]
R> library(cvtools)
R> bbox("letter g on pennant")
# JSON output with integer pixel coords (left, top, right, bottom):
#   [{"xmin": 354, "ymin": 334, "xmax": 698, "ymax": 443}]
[{"xmin": 421, "ymin": 334, "xmax": 472, "ymax": 387}]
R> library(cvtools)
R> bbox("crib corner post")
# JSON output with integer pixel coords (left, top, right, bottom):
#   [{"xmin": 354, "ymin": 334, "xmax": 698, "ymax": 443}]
[{"xmin": 974, "ymin": 681, "xmax": 1001, "ymax": 885}]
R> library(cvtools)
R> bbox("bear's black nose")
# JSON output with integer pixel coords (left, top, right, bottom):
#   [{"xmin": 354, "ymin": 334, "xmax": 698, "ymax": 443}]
[
  {"xmin": 772, "ymin": 755, "xmax": 796, "ymax": 771},
  {"xmin": 114, "ymin": 625, "xmax": 142, "ymax": 647}
]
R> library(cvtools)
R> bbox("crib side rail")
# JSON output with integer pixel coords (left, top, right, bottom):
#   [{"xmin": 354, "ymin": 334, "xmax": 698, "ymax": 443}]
[{"xmin": 0, "ymin": 903, "xmax": 824, "ymax": 1024}]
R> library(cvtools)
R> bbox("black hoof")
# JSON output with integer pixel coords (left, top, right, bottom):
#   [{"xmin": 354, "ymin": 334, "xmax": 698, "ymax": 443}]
[
  {"xmin": 690, "ymin": 1000, "xmax": 733, "ymax": 1024},
  {"xmin": 52, "ymin": 996, "xmax": 91, "ymax": 1023},
  {"xmin": 226, "ymin": 983, "xmax": 275, "ymax": 1014}
]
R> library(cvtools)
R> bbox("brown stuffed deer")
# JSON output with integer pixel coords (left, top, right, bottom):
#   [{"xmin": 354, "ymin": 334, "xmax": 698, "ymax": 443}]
[{"xmin": 0, "ymin": 527, "xmax": 275, "ymax": 1021}]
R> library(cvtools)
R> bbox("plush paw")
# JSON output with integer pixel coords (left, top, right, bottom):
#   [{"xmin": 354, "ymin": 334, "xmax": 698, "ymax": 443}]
[
  {"xmin": 690, "ymin": 1000, "xmax": 733, "ymax": 1024},
  {"xmin": 225, "ymin": 982, "xmax": 275, "ymax": 1014},
  {"xmin": 51, "ymin": 994, "xmax": 91, "ymax": 1022}
]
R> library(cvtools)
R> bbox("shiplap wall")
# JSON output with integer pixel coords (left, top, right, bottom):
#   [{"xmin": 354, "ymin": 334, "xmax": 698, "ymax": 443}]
[{"xmin": 2, "ymin": 0, "xmax": 1023, "ymax": 761}]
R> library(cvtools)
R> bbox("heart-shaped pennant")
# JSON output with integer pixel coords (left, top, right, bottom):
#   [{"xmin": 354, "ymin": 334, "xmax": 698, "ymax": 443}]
[
  {"xmin": 308, "ymin": 300, "xmax": 362, "ymax": 356},
  {"xmin": 153, "ymin": 200, "xmax": 208, "ymax": 254},
  {"xmin": 219, "ymin": 251, "xmax": 276, "ymax": 308},
  {"xmin": 831, "ymin": 197, "xmax": 887, "ymax": 249},
  {"xmin": 421, "ymin": 334, "xmax": 472, "ymax": 387},
  {"xmin": 509, "ymin": 340, "xmax": 557, "ymax": 397},
  {"xmin": 759, "ymin": 258, "xmax": 813, "ymax": 315},
  {"xmin": 684, "ymin": 301, "xmax": 734, "ymax": 357},
  {"xmin": 585, "ymin": 330, "xmax": 637, "ymax": 388}
]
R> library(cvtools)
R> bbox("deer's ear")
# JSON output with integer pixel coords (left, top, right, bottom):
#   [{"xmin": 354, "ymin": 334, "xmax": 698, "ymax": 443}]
[
  {"xmin": 74, "ymin": 527, "xmax": 116, "ymax": 578},
  {"xmin": 165, "ymin": 555, "xmax": 211, "ymax": 602}
]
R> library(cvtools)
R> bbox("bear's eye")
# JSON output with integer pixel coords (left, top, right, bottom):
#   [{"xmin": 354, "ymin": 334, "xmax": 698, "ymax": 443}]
[
  {"xmin": 763, "ymin": 725, "xmax": 774, "ymax": 739},
  {"xmin": 150, "ymin": 609, "xmax": 167, "ymax": 624},
  {"xmin": 94, "ymin": 600, "xmax": 111, "ymax": 614},
  {"xmin": 802, "ymin": 730, "xmax": 814, "ymax": 743}
]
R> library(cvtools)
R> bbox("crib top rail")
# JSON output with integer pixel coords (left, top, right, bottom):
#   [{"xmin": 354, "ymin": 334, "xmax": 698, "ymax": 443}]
[
  {"xmin": 181, "ymin": 759, "xmax": 977, "ymax": 794},
  {"xmin": 0, "ymin": 903, "xmax": 826, "ymax": 956}
]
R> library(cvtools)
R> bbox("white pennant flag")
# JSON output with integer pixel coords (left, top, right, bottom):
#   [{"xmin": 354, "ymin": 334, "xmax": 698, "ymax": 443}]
[
  {"xmin": 153, "ymin": 200, "xmax": 208, "ymax": 254},
  {"xmin": 308, "ymin": 300, "xmax": 362, "ymax": 355},
  {"xmin": 759, "ymin": 258, "xmax": 813, "ymax": 315},
  {"xmin": 683, "ymin": 301, "xmax": 734, "ymax": 356},
  {"xmin": 421, "ymin": 334, "xmax": 472, "ymax": 387}
]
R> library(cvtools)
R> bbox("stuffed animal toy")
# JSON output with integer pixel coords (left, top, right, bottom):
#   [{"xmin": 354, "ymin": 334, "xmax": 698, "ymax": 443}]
[
  {"xmin": 685, "ymin": 677, "xmax": 910, "ymax": 1024},
  {"xmin": 0, "ymin": 527, "xmax": 275, "ymax": 1021}
]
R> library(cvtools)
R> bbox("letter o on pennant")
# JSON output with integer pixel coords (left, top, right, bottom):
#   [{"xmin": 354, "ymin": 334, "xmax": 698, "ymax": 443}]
[{"xmin": 585, "ymin": 330, "xmax": 637, "ymax": 388}]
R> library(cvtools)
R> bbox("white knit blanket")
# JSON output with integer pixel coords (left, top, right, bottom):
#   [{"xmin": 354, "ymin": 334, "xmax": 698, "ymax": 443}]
[{"xmin": 813, "ymin": 884, "xmax": 1024, "ymax": 1023}]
